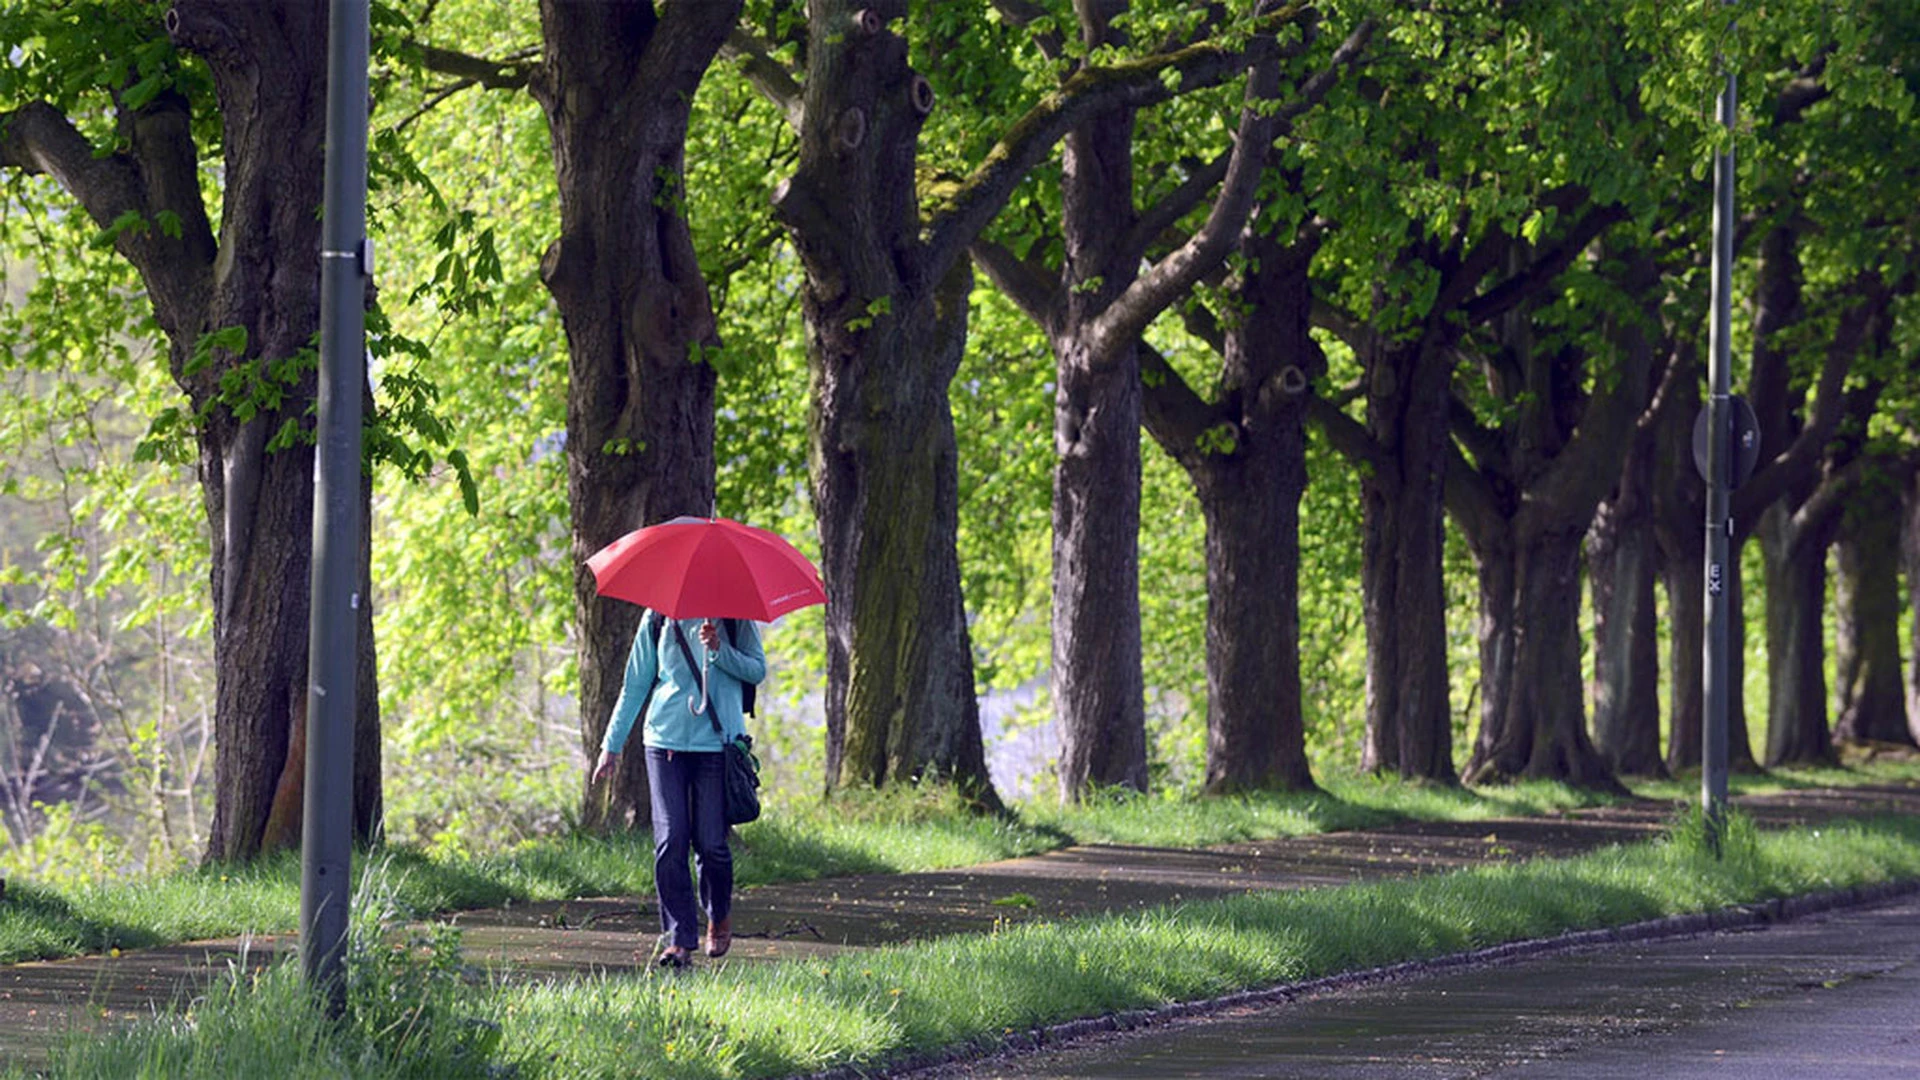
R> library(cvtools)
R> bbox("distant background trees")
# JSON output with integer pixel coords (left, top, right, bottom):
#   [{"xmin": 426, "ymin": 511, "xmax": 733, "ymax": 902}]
[{"xmin": 2, "ymin": 0, "xmax": 1915, "ymax": 874}]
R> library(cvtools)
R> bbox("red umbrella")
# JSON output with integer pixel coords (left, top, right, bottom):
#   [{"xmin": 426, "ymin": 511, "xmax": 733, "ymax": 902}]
[{"xmin": 586, "ymin": 516, "xmax": 825, "ymax": 622}]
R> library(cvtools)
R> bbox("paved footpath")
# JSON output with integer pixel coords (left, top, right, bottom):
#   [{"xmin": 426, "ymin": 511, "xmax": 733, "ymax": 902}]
[{"xmin": 2, "ymin": 784, "xmax": 1917, "ymax": 1071}]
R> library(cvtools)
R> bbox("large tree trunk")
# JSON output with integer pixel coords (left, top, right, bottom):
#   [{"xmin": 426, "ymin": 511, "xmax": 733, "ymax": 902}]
[
  {"xmin": 1651, "ymin": 361, "xmax": 1707, "ymax": 772},
  {"xmin": 1359, "ymin": 339, "xmax": 1457, "ymax": 782},
  {"xmin": 529, "ymin": 0, "xmax": 738, "ymax": 831},
  {"xmin": 135, "ymin": 3, "xmax": 383, "ymax": 863},
  {"xmin": 1832, "ymin": 466, "xmax": 1913, "ymax": 747},
  {"xmin": 815, "ymin": 261, "xmax": 995, "ymax": 795},
  {"xmin": 1052, "ymin": 323, "xmax": 1148, "ymax": 796},
  {"xmin": 1906, "ymin": 468, "xmax": 1920, "ymax": 740},
  {"xmin": 774, "ymin": 0, "xmax": 997, "ymax": 805},
  {"xmin": 1457, "ymin": 251, "xmax": 1648, "ymax": 794},
  {"xmin": 1468, "ymin": 533, "xmax": 1516, "ymax": 770},
  {"xmin": 1051, "ymin": 84, "xmax": 1148, "ymax": 799},
  {"xmin": 1468, "ymin": 527, "xmax": 1620, "ymax": 787},
  {"xmin": 1588, "ymin": 407, "xmax": 1666, "ymax": 776},
  {"xmin": 1758, "ymin": 502, "xmax": 1836, "ymax": 766},
  {"xmin": 1143, "ymin": 231, "xmax": 1320, "ymax": 795}
]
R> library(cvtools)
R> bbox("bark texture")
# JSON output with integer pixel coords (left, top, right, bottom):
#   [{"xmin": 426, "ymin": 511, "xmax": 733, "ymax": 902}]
[
  {"xmin": 1726, "ymin": 228, "xmax": 1861, "ymax": 770},
  {"xmin": 1832, "ymin": 462, "xmax": 1913, "ymax": 747},
  {"xmin": 1357, "ymin": 335, "xmax": 1458, "ymax": 782},
  {"xmin": 1757, "ymin": 500, "xmax": 1836, "ymax": 766},
  {"xmin": 1738, "ymin": 251, "xmax": 1891, "ymax": 768},
  {"xmin": 1050, "ymin": 75, "xmax": 1149, "ymax": 797},
  {"xmin": 1141, "ymin": 231, "xmax": 1320, "ymax": 795},
  {"xmin": 1588, "ymin": 420, "xmax": 1666, "ymax": 777},
  {"xmin": 529, "ymin": 0, "xmax": 738, "ymax": 831},
  {"xmin": 1455, "ymin": 240, "xmax": 1647, "ymax": 793},
  {"xmin": 774, "ymin": 0, "xmax": 997, "ymax": 804},
  {"xmin": 1650, "ymin": 352, "xmax": 1709, "ymax": 772},
  {"xmin": 1906, "ymin": 469, "xmax": 1920, "ymax": 741},
  {"xmin": 2, "ymin": 3, "xmax": 385, "ymax": 861}
]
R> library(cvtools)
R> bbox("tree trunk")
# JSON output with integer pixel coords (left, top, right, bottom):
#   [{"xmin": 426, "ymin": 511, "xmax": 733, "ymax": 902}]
[
  {"xmin": 815, "ymin": 261, "xmax": 996, "ymax": 796},
  {"xmin": 774, "ymin": 0, "xmax": 997, "ymax": 806},
  {"xmin": 1651, "ymin": 364, "xmax": 1706, "ymax": 771},
  {"xmin": 1465, "ymin": 521, "xmax": 1623, "ymax": 790},
  {"xmin": 1050, "ymin": 77, "xmax": 1149, "ymax": 798},
  {"xmin": 140, "ymin": 3, "xmax": 383, "ymax": 863},
  {"xmin": 1758, "ymin": 502, "xmax": 1836, "ymax": 766},
  {"xmin": 1052, "ymin": 327, "xmax": 1149, "ymax": 796},
  {"xmin": 1907, "ymin": 468, "xmax": 1920, "ymax": 741},
  {"xmin": 1588, "ymin": 424, "xmax": 1666, "ymax": 776},
  {"xmin": 1833, "ymin": 471, "xmax": 1913, "ymax": 748},
  {"xmin": 529, "ymin": 0, "xmax": 739, "ymax": 831},
  {"xmin": 1142, "ymin": 231, "xmax": 1321, "ymax": 795},
  {"xmin": 1359, "ymin": 339, "xmax": 1457, "ymax": 782},
  {"xmin": 1508, "ymin": 529, "xmax": 1620, "ymax": 786},
  {"xmin": 1468, "ymin": 532, "xmax": 1516, "ymax": 772}
]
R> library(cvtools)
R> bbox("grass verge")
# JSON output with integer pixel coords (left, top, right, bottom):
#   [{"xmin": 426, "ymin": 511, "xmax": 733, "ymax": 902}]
[
  {"xmin": 23, "ymin": 810, "xmax": 1920, "ymax": 1080},
  {"xmin": 0, "ymin": 774, "xmax": 1655, "ymax": 966}
]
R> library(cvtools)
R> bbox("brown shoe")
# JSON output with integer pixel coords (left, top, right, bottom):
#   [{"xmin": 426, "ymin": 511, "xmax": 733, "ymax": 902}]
[{"xmin": 704, "ymin": 916, "xmax": 732, "ymax": 958}]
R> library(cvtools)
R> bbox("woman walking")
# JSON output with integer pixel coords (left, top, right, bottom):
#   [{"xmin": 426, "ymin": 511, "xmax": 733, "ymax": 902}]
[{"xmin": 594, "ymin": 613, "xmax": 765, "ymax": 967}]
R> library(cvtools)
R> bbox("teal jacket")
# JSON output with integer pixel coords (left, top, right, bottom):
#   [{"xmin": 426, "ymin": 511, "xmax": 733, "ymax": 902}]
[{"xmin": 602, "ymin": 614, "xmax": 766, "ymax": 754}]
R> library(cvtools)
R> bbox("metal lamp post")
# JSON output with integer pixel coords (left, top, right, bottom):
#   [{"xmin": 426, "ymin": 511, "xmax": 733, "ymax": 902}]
[
  {"xmin": 303, "ymin": 0, "xmax": 371, "ymax": 1013},
  {"xmin": 1702, "ymin": 15, "xmax": 1737, "ymax": 854}
]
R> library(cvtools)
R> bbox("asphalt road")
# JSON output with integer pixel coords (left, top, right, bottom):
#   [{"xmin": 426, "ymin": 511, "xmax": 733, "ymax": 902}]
[{"xmin": 937, "ymin": 895, "xmax": 1920, "ymax": 1079}]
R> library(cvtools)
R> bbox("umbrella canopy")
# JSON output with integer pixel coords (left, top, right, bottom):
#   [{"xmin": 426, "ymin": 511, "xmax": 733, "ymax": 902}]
[{"xmin": 586, "ymin": 516, "xmax": 825, "ymax": 622}]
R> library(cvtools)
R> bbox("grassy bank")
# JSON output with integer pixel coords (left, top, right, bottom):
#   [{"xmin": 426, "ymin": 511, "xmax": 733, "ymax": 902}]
[
  {"xmin": 24, "ymin": 810, "xmax": 1920, "ymax": 1079},
  {"xmin": 0, "ymin": 773, "xmax": 1643, "ymax": 966}
]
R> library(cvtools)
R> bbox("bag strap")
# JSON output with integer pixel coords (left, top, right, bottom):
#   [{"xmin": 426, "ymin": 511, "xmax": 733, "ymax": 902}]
[
  {"xmin": 721, "ymin": 619, "xmax": 758, "ymax": 716},
  {"xmin": 669, "ymin": 620, "xmax": 725, "ymax": 735}
]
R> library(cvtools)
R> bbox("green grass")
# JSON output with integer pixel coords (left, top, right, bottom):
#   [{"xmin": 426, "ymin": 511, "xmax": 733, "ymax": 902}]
[
  {"xmin": 1632, "ymin": 755, "xmax": 1920, "ymax": 803},
  {"xmin": 4, "ymin": 762, "xmax": 1917, "ymax": 967},
  {"xmin": 26, "ymin": 811, "xmax": 1920, "ymax": 1080}
]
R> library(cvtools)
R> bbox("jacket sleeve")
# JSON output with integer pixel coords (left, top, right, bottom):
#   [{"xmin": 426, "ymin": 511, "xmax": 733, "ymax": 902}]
[
  {"xmin": 602, "ymin": 617, "xmax": 659, "ymax": 754},
  {"xmin": 710, "ymin": 619, "xmax": 767, "ymax": 686}
]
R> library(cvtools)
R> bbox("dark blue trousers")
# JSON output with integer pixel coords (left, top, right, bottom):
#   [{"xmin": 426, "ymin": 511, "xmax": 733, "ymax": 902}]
[{"xmin": 644, "ymin": 746, "xmax": 732, "ymax": 950}]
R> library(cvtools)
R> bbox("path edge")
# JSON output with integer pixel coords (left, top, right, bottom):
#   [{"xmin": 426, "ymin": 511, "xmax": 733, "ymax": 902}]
[{"xmin": 797, "ymin": 877, "xmax": 1920, "ymax": 1080}]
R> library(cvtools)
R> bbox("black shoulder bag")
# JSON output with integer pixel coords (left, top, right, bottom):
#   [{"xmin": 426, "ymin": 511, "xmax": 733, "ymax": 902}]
[{"xmin": 669, "ymin": 619, "xmax": 762, "ymax": 826}]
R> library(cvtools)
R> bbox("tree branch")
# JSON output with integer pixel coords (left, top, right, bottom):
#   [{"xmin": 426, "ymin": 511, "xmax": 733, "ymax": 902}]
[
  {"xmin": 1444, "ymin": 434, "xmax": 1506, "ymax": 550},
  {"xmin": 1271, "ymin": 15, "xmax": 1374, "ymax": 129},
  {"xmin": 1306, "ymin": 393, "xmax": 1387, "ymax": 477},
  {"xmin": 0, "ymin": 102, "xmax": 146, "ymax": 228},
  {"xmin": 1120, "ymin": 148, "xmax": 1231, "ymax": 270},
  {"xmin": 1118, "ymin": 16, "xmax": 1370, "ymax": 279},
  {"xmin": 1447, "ymin": 389, "xmax": 1503, "ymax": 474},
  {"xmin": 721, "ymin": 26, "xmax": 805, "ymax": 132},
  {"xmin": 415, "ymin": 43, "xmax": 537, "ymax": 89},
  {"xmin": 1093, "ymin": 43, "xmax": 1285, "ymax": 356},
  {"xmin": 1731, "ymin": 293, "xmax": 1864, "ymax": 526},
  {"xmin": 970, "ymin": 237, "xmax": 1061, "ymax": 330},
  {"xmin": 1140, "ymin": 341, "xmax": 1220, "ymax": 471},
  {"xmin": 1310, "ymin": 295, "xmax": 1377, "ymax": 354},
  {"xmin": 1, "ymin": 96, "xmax": 214, "ymax": 337},
  {"xmin": 921, "ymin": 8, "xmax": 1303, "ymax": 285},
  {"xmin": 1462, "ymin": 200, "xmax": 1628, "ymax": 327},
  {"xmin": 1176, "ymin": 296, "xmax": 1226, "ymax": 354},
  {"xmin": 988, "ymin": 0, "xmax": 1066, "ymax": 62}
]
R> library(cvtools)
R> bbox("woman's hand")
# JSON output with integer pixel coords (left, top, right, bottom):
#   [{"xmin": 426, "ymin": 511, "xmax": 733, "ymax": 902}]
[
  {"xmin": 592, "ymin": 748, "xmax": 619, "ymax": 784},
  {"xmin": 698, "ymin": 620, "xmax": 720, "ymax": 649}
]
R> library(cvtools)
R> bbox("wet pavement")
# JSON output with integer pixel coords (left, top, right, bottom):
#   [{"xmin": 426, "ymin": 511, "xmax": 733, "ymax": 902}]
[
  {"xmin": 927, "ymin": 893, "xmax": 1920, "ymax": 1079},
  {"xmin": 1, "ymin": 784, "xmax": 1917, "ymax": 1073}
]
